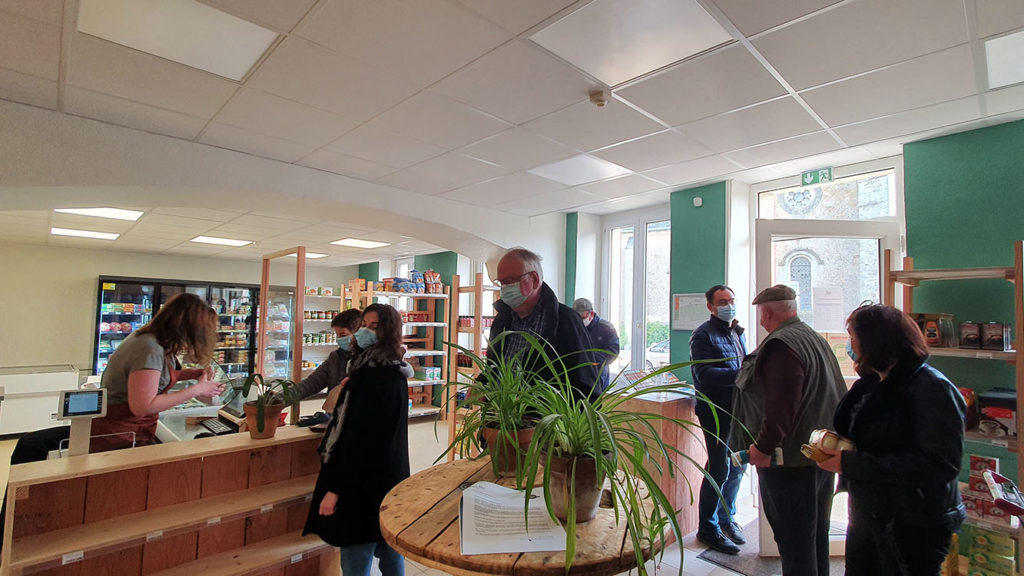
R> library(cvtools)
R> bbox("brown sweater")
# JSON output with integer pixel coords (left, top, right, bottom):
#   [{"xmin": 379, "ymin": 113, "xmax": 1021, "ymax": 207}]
[{"xmin": 754, "ymin": 339, "xmax": 805, "ymax": 455}]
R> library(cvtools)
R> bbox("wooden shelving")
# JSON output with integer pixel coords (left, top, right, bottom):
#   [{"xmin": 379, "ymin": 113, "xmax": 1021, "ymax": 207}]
[{"xmin": 151, "ymin": 530, "xmax": 329, "ymax": 576}]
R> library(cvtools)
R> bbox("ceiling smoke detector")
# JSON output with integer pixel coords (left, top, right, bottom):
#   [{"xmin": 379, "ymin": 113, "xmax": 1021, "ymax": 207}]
[{"xmin": 589, "ymin": 89, "xmax": 610, "ymax": 108}]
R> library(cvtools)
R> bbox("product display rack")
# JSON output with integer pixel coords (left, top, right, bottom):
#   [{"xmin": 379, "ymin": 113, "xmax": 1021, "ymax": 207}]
[
  {"xmin": 883, "ymin": 241, "xmax": 1023, "ymax": 554},
  {"xmin": 299, "ymin": 291, "xmax": 345, "ymax": 381},
  {"xmin": 446, "ymin": 272, "xmax": 500, "ymax": 460}
]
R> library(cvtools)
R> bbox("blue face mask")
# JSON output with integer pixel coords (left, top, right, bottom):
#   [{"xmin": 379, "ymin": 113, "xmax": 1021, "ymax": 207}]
[
  {"xmin": 336, "ymin": 335, "xmax": 352, "ymax": 351},
  {"xmin": 500, "ymin": 282, "xmax": 528, "ymax": 309},
  {"xmin": 354, "ymin": 327, "xmax": 378, "ymax": 349},
  {"xmin": 716, "ymin": 304, "xmax": 736, "ymax": 324},
  {"xmin": 846, "ymin": 339, "xmax": 857, "ymax": 362}
]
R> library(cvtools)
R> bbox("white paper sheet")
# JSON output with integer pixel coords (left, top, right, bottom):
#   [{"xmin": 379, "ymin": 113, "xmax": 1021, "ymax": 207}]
[{"xmin": 459, "ymin": 482, "xmax": 567, "ymax": 555}]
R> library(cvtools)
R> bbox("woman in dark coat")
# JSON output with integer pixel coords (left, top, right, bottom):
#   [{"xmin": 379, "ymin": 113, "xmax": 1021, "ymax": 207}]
[
  {"xmin": 817, "ymin": 304, "xmax": 965, "ymax": 576},
  {"xmin": 304, "ymin": 303, "xmax": 412, "ymax": 576}
]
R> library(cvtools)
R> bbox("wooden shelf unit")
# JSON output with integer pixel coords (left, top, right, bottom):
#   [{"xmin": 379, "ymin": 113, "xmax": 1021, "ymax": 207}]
[{"xmin": 0, "ymin": 427, "xmax": 335, "ymax": 576}]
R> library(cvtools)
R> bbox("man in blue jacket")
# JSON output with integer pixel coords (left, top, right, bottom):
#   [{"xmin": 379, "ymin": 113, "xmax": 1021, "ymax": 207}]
[
  {"xmin": 573, "ymin": 297, "xmax": 620, "ymax": 393},
  {"xmin": 690, "ymin": 284, "xmax": 747, "ymax": 554}
]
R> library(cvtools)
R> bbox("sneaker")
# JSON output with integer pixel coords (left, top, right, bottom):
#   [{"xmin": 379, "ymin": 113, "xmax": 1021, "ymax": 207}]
[
  {"xmin": 720, "ymin": 521, "xmax": 746, "ymax": 545},
  {"xmin": 696, "ymin": 529, "xmax": 741, "ymax": 555}
]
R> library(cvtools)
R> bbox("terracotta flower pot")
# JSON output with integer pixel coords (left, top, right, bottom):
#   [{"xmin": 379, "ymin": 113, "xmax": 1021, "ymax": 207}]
[
  {"xmin": 547, "ymin": 454, "xmax": 604, "ymax": 523},
  {"xmin": 481, "ymin": 425, "xmax": 535, "ymax": 476},
  {"xmin": 243, "ymin": 401, "xmax": 285, "ymax": 439}
]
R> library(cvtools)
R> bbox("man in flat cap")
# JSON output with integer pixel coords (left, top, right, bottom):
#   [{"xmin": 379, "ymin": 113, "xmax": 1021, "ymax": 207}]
[
  {"xmin": 730, "ymin": 284, "xmax": 846, "ymax": 576},
  {"xmin": 573, "ymin": 298, "xmax": 619, "ymax": 394}
]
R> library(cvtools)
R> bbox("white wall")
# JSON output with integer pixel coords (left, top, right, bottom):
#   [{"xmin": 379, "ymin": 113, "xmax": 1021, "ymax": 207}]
[
  {"xmin": 575, "ymin": 213, "xmax": 601, "ymax": 306},
  {"xmin": 0, "ymin": 241, "xmax": 355, "ymax": 372},
  {"xmin": 727, "ymin": 180, "xmax": 752, "ymax": 330}
]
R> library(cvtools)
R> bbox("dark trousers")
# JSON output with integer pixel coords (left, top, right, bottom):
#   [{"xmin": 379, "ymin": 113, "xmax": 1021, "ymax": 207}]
[
  {"xmin": 694, "ymin": 389, "xmax": 746, "ymax": 534},
  {"xmin": 845, "ymin": 510, "xmax": 954, "ymax": 576},
  {"xmin": 758, "ymin": 466, "xmax": 834, "ymax": 576}
]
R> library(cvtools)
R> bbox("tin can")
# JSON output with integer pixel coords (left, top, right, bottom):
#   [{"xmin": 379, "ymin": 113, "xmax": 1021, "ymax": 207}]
[
  {"xmin": 959, "ymin": 321, "xmax": 981, "ymax": 349},
  {"xmin": 982, "ymin": 322, "xmax": 1006, "ymax": 351}
]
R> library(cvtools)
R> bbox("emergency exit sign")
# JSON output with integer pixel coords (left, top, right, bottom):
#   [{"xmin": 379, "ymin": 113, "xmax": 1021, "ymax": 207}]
[{"xmin": 801, "ymin": 167, "xmax": 833, "ymax": 185}]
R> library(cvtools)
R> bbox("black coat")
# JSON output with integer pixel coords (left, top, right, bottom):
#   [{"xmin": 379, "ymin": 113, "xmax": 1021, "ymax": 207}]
[
  {"xmin": 835, "ymin": 359, "xmax": 966, "ymax": 528},
  {"xmin": 303, "ymin": 361, "xmax": 410, "ymax": 547}
]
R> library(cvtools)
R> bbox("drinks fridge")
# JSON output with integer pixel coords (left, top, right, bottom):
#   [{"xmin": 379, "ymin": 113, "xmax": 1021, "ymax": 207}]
[{"xmin": 93, "ymin": 276, "xmax": 259, "ymax": 378}]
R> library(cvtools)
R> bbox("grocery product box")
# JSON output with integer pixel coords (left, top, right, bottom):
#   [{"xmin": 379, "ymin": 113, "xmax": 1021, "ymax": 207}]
[
  {"xmin": 970, "ymin": 474, "xmax": 991, "ymax": 498},
  {"xmin": 970, "ymin": 454, "xmax": 1000, "ymax": 474},
  {"xmin": 963, "ymin": 495, "xmax": 985, "ymax": 519},
  {"xmin": 968, "ymin": 548, "xmax": 1016, "ymax": 573},
  {"xmin": 319, "ymin": 286, "xmax": 335, "ymax": 296},
  {"xmin": 983, "ymin": 500, "xmax": 1017, "ymax": 527},
  {"xmin": 304, "ymin": 286, "xmax": 318, "ymax": 296},
  {"xmin": 349, "ymin": 278, "xmax": 367, "ymax": 291},
  {"xmin": 968, "ymin": 565, "xmax": 1015, "ymax": 576},
  {"xmin": 967, "ymin": 525, "xmax": 1016, "ymax": 556}
]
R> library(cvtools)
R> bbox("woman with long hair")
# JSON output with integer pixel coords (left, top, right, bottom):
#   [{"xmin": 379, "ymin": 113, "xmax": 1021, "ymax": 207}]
[
  {"xmin": 817, "ymin": 304, "xmax": 965, "ymax": 575},
  {"xmin": 305, "ymin": 303, "xmax": 412, "ymax": 576}
]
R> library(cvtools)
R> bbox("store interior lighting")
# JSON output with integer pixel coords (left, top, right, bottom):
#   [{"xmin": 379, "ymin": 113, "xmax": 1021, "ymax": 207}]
[
  {"xmin": 190, "ymin": 236, "xmax": 253, "ymax": 247},
  {"xmin": 51, "ymin": 227, "xmax": 120, "ymax": 240},
  {"xmin": 54, "ymin": 208, "xmax": 144, "ymax": 221}
]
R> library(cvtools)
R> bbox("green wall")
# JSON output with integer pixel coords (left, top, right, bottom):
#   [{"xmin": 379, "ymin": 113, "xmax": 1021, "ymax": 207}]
[
  {"xmin": 358, "ymin": 262, "xmax": 379, "ymax": 282},
  {"xmin": 670, "ymin": 182, "xmax": 728, "ymax": 382},
  {"xmin": 904, "ymin": 119, "xmax": 1024, "ymax": 482},
  {"xmin": 414, "ymin": 251, "xmax": 458, "ymax": 407},
  {"xmin": 564, "ymin": 212, "xmax": 578, "ymax": 305}
]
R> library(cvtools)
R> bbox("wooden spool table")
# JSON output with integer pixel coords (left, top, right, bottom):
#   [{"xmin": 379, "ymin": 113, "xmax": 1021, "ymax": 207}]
[{"xmin": 379, "ymin": 458, "xmax": 652, "ymax": 576}]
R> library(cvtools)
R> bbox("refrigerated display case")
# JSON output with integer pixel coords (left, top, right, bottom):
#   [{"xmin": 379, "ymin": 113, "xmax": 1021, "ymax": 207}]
[
  {"xmin": 93, "ymin": 277, "xmax": 259, "ymax": 378},
  {"xmin": 260, "ymin": 286, "xmax": 294, "ymax": 379}
]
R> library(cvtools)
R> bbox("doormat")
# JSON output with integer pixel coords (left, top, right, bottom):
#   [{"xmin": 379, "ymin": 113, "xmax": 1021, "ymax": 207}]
[{"xmin": 695, "ymin": 520, "xmax": 845, "ymax": 576}]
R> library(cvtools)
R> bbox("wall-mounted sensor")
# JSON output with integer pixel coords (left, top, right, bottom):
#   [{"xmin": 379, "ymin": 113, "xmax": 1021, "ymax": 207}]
[
  {"xmin": 589, "ymin": 90, "xmax": 609, "ymax": 108},
  {"xmin": 693, "ymin": 197, "xmax": 703, "ymax": 208}
]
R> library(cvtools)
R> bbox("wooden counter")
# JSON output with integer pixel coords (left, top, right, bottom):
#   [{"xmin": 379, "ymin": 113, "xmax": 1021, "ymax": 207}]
[{"xmin": 1, "ymin": 426, "xmax": 339, "ymax": 576}]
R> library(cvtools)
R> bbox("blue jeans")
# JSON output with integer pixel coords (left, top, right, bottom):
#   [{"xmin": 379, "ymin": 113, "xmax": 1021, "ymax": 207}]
[
  {"xmin": 695, "ymin": 389, "xmax": 746, "ymax": 534},
  {"xmin": 339, "ymin": 540, "xmax": 404, "ymax": 576}
]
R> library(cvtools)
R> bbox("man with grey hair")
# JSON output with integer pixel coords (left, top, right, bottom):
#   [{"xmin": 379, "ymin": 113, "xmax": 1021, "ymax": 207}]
[
  {"xmin": 729, "ymin": 284, "xmax": 845, "ymax": 576},
  {"xmin": 488, "ymin": 248, "xmax": 600, "ymax": 400},
  {"xmin": 572, "ymin": 297, "xmax": 619, "ymax": 393}
]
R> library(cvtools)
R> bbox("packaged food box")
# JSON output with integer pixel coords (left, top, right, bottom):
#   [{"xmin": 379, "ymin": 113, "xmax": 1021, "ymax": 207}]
[
  {"xmin": 983, "ymin": 500, "xmax": 1017, "ymax": 526},
  {"xmin": 970, "ymin": 474, "xmax": 992, "ymax": 497},
  {"xmin": 319, "ymin": 286, "xmax": 335, "ymax": 296},
  {"xmin": 304, "ymin": 286, "xmax": 318, "ymax": 295},
  {"xmin": 970, "ymin": 455, "xmax": 1001, "ymax": 474},
  {"xmin": 961, "ymin": 321, "xmax": 982, "ymax": 348},
  {"xmin": 963, "ymin": 495, "xmax": 984, "ymax": 519},
  {"xmin": 968, "ymin": 525, "xmax": 1016, "ymax": 556},
  {"xmin": 349, "ymin": 278, "xmax": 367, "ymax": 291},
  {"xmin": 982, "ymin": 322, "xmax": 1010, "ymax": 351},
  {"xmin": 968, "ymin": 548, "xmax": 1016, "ymax": 572}
]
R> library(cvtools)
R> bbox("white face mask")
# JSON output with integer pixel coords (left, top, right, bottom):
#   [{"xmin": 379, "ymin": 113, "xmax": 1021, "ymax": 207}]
[
  {"xmin": 581, "ymin": 315, "xmax": 592, "ymax": 327},
  {"xmin": 500, "ymin": 281, "xmax": 528, "ymax": 308}
]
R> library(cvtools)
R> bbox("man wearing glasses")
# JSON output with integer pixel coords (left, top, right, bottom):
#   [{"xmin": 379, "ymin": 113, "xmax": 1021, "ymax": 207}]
[{"xmin": 488, "ymin": 247, "xmax": 600, "ymax": 400}]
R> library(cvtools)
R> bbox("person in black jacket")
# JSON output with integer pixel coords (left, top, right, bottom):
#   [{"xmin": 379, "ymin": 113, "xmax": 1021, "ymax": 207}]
[
  {"xmin": 304, "ymin": 303, "xmax": 412, "ymax": 576},
  {"xmin": 488, "ymin": 247, "xmax": 600, "ymax": 400},
  {"xmin": 817, "ymin": 304, "xmax": 965, "ymax": 575},
  {"xmin": 573, "ymin": 297, "xmax": 620, "ymax": 393}
]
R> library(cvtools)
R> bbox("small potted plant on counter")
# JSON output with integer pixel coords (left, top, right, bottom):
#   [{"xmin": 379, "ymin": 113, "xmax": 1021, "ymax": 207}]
[{"xmin": 236, "ymin": 373, "xmax": 301, "ymax": 439}]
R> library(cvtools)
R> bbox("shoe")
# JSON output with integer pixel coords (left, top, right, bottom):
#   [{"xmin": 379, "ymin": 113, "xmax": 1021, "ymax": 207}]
[
  {"xmin": 720, "ymin": 521, "xmax": 746, "ymax": 545},
  {"xmin": 696, "ymin": 529, "xmax": 740, "ymax": 555}
]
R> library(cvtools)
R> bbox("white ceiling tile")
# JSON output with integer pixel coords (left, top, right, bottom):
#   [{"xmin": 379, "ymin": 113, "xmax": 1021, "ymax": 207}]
[
  {"xmin": 528, "ymin": 154, "xmax": 630, "ymax": 186},
  {"xmin": 409, "ymin": 153, "xmax": 507, "ymax": 188},
  {"xmin": 138, "ymin": 213, "xmax": 224, "ymax": 229},
  {"xmin": 986, "ymin": 30, "xmax": 1024, "ymax": 90},
  {"xmin": 199, "ymin": 0, "xmax": 318, "ymax": 32},
  {"xmin": 375, "ymin": 167, "xmax": 461, "ymax": 196},
  {"xmin": 67, "ymin": 33, "xmax": 239, "ymax": 118},
  {"xmin": 430, "ymin": 40, "xmax": 596, "ymax": 125},
  {"xmin": 0, "ymin": 0, "xmax": 63, "ymax": 25},
  {"xmin": 802, "ymin": 45, "xmax": 977, "ymax": 127},
  {"xmin": 531, "ymin": 0, "xmax": 732, "ymax": 87},
  {"xmin": 767, "ymin": 147, "xmax": 879, "ymax": 178},
  {"xmin": 215, "ymin": 88, "xmax": 356, "ymax": 148},
  {"xmin": 0, "ymin": 67, "xmax": 57, "ymax": 110},
  {"xmin": 584, "ymin": 189, "xmax": 670, "ymax": 214},
  {"xmin": 492, "ymin": 188, "xmax": 602, "ymax": 217},
  {"xmin": 298, "ymin": 149, "xmax": 397, "ymax": 181},
  {"xmin": 364, "ymin": 92, "xmax": 512, "ymax": 150},
  {"xmin": 460, "ymin": 128, "xmax": 577, "ymax": 172},
  {"xmin": 246, "ymin": 36, "xmax": 419, "ymax": 123},
  {"xmin": 439, "ymin": 173, "xmax": 563, "ymax": 207},
  {"xmin": 324, "ymin": 124, "xmax": 445, "ymax": 169},
  {"xmin": 64, "ymin": 86, "xmax": 208, "ymax": 140},
  {"xmin": 833, "ymin": 97, "xmax": 982, "ymax": 146},
  {"xmin": 0, "ymin": 10, "xmax": 59, "ymax": 79},
  {"xmin": 523, "ymin": 98, "xmax": 664, "ymax": 152},
  {"xmin": 616, "ymin": 45, "xmax": 787, "ymax": 126},
  {"xmin": 753, "ymin": 0, "xmax": 967, "ymax": 90},
  {"xmin": 229, "ymin": 213, "xmax": 312, "ymax": 230},
  {"xmin": 0, "ymin": 210, "xmax": 50, "ymax": 222},
  {"xmin": 642, "ymin": 155, "xmax": 737, "ymax": 186},
  {"xmin": 199, "ymin": 123, "xmax": 316, "ymax": 163},
  {"xmin": 709, "ymin": 0, "xmax": 842, "ymax": 37},
  {"xmin": 591, "ymin": 129, "xmax": 711, "ymax": 172},
  {"xmin": 50, "ymin": 213, "xmax": 136, "ymax": 233},
  {"xmin": 985, "ymin": 83, "xmax": 1024, "ymax": 116},
  {"xmin": 976, "ymin": 1, "xmax": 1024, "ymax": 39},
  {"xmin": 151, "ymin": 207, "xmax": 245, "ymax": 221},
  {"xmin": 116, "ymin": 224, "xmax": 197, "ymax": 240},
  {"xmin": 162, "ymin": 243, "xmax": 233, "ymax": 256},
  {"xmin": 297, "ymin": 0, "xmax": 511, "ymax": 90},
  {"xmin": 48, "ymin": 235, "xmax": 118, "ymax": 247},
  {"xmin": 202, "ymin": 224, "xmax": 277, "ymax": 241},
  {"xmin": 111, "ymin": 236, "xmax": 180, "ymax": 250},
  {"xmin": 723, "ymin": 131, "xmax": 842, "ymax": 168},
  {"xmin": 455, "ymin": 0, "xmax": 576, "ymax": 35},
  {"xmin": 679, "ymin": 97, "xmax": 822, "ymax": 153},
  {"xmin": 577, "ymin": 174, "xmax": 665, "ymax": 199},
  {"xmin": 727, "ymin": 165, "xmax": 785, "ymax": 184}
]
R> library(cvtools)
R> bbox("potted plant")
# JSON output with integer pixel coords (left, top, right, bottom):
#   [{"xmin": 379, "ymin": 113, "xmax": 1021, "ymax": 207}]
[
  {"xmin": 234, "ymin": 373, "xmax": 302, "ymax": 439},
  {"xmin": 439, "ymin": 331, "xmax": 547, "ymax": 484}
]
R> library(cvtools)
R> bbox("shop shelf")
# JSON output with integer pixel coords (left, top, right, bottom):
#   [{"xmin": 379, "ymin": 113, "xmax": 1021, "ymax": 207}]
[
  {"xmin": 408, "ymin": 379, "xmax": 445, "ymax": 387},
  {"xmin": 409, "ymin": 405, "xmax": 441, "ymax": 418},
  {"xmin": 405, "ymin": 321, "xmax": 447, "ymax": 328},
  {"xmin": 150, "ymin": 530, "xmax": 329, "ymax": 576},
  {"xmin": 963, "ymin": 518, "xmax": 1018, "ymax": 535},
  {"xmin": 404, "ymin": 349, "xmax": 446, "ymax": 358},
  {"xmin": 929, "ymin": 347, "xmax": 1016, "ymax": 362},
  {"xmin": 374, "ymin": 291, "xmax": 448, "ymax": 299},
  {"xmin": 890, "ymin": 266, "xmax": 1015, "ymax": 286},
  {"xmin": 964, "ymin": 430, "xmax": 1017, "ymax": 451}
]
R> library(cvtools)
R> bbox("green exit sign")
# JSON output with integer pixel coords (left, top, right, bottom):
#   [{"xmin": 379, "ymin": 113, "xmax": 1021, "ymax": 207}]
[{"xmin": 801, "ymin": 167, "xmax": 833, "ymax": 185}]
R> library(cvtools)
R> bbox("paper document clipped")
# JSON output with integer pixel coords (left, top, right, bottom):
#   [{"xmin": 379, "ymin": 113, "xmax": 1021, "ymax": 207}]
[{"xmin": 459, "ymin": 481, "xmax": 567, "ymax": 555}]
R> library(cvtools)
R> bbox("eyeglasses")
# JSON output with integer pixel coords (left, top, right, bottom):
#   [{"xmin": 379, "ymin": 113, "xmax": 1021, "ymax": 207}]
[{"xmin": 494, "ymin": 272, "xmax": 532, "ymax": 287}]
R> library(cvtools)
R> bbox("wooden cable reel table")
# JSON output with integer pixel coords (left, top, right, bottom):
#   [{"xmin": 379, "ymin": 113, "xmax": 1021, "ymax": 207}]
[{"xmin": 379, "ymin": 458, "xmax": 657, "ymax": 576}]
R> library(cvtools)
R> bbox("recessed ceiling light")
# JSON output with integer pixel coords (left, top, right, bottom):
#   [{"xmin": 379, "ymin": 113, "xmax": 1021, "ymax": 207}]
[
  {"xmin": 986, "ymin": 29, "xmax": 1024, "ymax": 89},
  {"xmin": 331, "ymin": 238, "xmax": 390, "ymax": 249},
  {"xmin": 54, "ymin": 207, "xmax": 144, "ymax": 221},
  {"xmin": 288, "ymin": 252, "xmax": 329, "ymax": 259},
  {"xmin": 190, "ymin": 236, "xmax": 253, "ymax": 247},
  {"xmin": 531, "ymin": 0, "xmax": 731, "ymax": 86},
  {"xmin": 528, "ymin": 155, "xmax": 631, "ymax": 186},
  {"xmin": 77, "ymin": 0, "xmax": 278, "ymax": 81},
  {"xmin": 51, "ymin": 227, "xmax": 119, "ymax": 240}
]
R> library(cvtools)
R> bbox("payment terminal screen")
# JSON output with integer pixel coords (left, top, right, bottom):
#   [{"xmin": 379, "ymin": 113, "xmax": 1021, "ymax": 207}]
[{"xmin": 64, "ymin": 391, "xmax": 102, "ymax": 416}]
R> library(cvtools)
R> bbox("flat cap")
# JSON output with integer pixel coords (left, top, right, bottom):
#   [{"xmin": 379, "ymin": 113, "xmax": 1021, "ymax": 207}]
[
  {"xmin": 752, "ymin": 284, "xmax": 797, "ymax": 304},
  {"xmin": 572, "ymin": 298, "xmax": 594, "ymax": 313}
]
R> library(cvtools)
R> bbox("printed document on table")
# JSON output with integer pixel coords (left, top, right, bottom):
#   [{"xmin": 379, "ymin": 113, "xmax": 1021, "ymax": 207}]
[{"xmin": 459, "ymin": 481, "xmax": 567, "ymax": 555}]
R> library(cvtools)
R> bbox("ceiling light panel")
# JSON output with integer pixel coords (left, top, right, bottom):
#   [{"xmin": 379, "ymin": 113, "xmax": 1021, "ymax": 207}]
[
  {"xmin": 77, "ymin": 0, "xmax": 278, "ymax": 81},
  {"xmin": 54, "ymin": 207, "xmax": 144, "ymax": 221},
  {"xmin": 190, "ymin": 235, "xmax": 253, "ymax": 247},
  {"xmin": 528, "ymin": 154, "xmax": 630, "ymax": 186},
  {"xmin": 51, "ymin": 227, "xmax": 119, "ymax": 240},
  {"xmin": 986, "ymin": 30, "xmax": 1024, "ymax": 90},
  {"xmin": 530, "ymin": 0, "xmax": 732, "ymax": 87},
  {"xmin": 288, "ymin": 252, "xmax": 329, "ymax": 259},
  {"xmin": 331, "ymin": 238, "xmax": 390, "ymax": 249}
]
